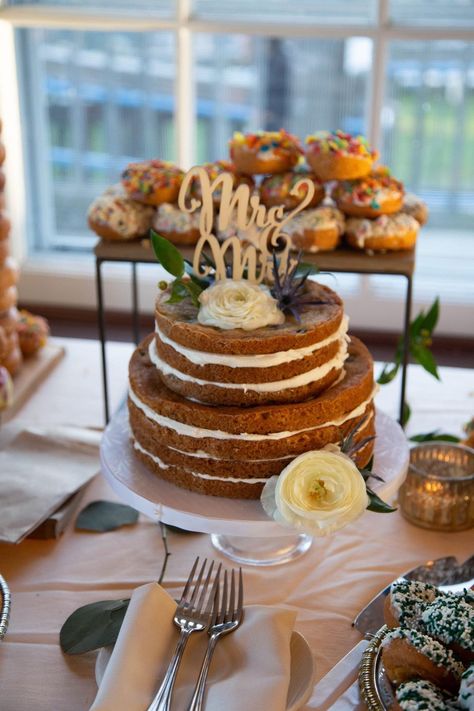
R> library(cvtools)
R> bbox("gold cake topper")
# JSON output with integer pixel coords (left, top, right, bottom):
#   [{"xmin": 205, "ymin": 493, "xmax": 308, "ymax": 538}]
[{"xmin": 178, "ymin": 167, "xmax": 315, "ymax": 283}]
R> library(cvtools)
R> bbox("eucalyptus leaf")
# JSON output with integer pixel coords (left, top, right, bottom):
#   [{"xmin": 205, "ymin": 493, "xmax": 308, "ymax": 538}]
[
  {"xmin": 409, "ymin": 312, "xmax": 425, "ymax": 338},
  {"xmin": 167, "ymin": 279, "xmax": 189, "ymax": 304},
  {"xmin": 421, "ymin": 297, "xmax": 440, "ymax": 334},
  {"xmin": 60, "ymin": 598, "xmax": 129, "ymax": 654},
  {"xmin": 410, "ymin": 343, "xmax": 440, "ymax": 380},
  {"xmin": 182, "ymin": 278, "xmax": 203, "ymax": 306},
  {"xmin": 151, "ymin": 231, "xmax": 185, "ymax": 278},
  {"xmin": 377, "ymin": 362, "xmax": 399, "ymax": 385},
  {"xmin": 76, "ymin": 501, "xmax": 138, "ymax": 532},
  {"xmin": 410, "ymin": 431, "xmax": 460, "ymax": 443},
  {"xmin": 367, "ymin": 489, "xmax": 397, "ymax": 514}
]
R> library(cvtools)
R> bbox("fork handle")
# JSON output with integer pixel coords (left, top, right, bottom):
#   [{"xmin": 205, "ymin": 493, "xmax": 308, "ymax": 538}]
[
  {"xmin": 146, "ymin": 628, "xmax": 192, "ymax": 711},
  {"xmin": 186, "ymin": 634, "xmax": 219, "ymax": 711}
]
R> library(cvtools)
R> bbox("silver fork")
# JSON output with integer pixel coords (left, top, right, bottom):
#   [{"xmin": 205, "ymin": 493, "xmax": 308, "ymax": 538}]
[
  {"xmin": 186, "ymin": 568, "xmax": 244, "ymax": 711},
  {"xmin": 146, "ymin": 557, "xmax": 221, "ymax": 711}
]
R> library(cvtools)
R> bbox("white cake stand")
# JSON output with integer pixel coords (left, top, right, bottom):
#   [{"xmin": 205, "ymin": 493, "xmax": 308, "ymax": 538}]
[{"xmin": 100, "ymin": 407, "xmax": 408, "ymax": 566}]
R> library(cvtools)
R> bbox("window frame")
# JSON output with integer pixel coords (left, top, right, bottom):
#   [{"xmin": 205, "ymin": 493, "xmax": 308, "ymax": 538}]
[{"xmin": 0, "ymin": 0, "xmax": 473, "ymax": 336}]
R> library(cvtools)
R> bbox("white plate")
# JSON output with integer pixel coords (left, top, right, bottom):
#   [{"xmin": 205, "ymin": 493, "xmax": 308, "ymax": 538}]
[
  {"xmin": 100, "ymin": 407, "xmax": 408, "ymax": 537},
  {"xmin": 95, "ymin": 630, "xmax": 314, "ymax": 711}
]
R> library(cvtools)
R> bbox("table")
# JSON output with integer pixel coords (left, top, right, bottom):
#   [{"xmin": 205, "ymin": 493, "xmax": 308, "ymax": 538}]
[{"xmin": 0, "ymin": 337, "xmax": 472, "ymax": 711}]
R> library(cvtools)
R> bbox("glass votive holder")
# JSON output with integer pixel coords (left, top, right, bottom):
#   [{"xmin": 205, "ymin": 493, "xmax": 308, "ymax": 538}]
[{"xmin": 399, "ymin": 443, "xmax": 474, "ymax": 532}]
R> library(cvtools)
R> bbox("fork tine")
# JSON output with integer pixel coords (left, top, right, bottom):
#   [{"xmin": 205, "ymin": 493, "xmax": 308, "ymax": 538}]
[
  {"xmin": 195, "ymin": 560, "xmax": 214, "ymax": 614},
  {"xmin": 226, "ymin": 569, "xmax": 235, "ymax": 623},
  {"xmin": 206, "ymin": 563, "xmax": 222, "ymax": 623},
  {"xmin": 188, "ymin": 558, "xmax": 207, "ymax": 608},
  {"xmin": 235, "ymin": 568, "xmax": 244, "ymax": 622},
  {"xmin": 179, "ymin": 556, "xmax": 199, "ymax": 607},
  {"xmin": 218, "ymin": 570, "xmax": 228, "ymax": 625}
]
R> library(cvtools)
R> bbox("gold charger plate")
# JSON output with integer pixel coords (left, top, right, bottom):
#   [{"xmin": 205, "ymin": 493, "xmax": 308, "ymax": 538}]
[{"xmin": 358, "ymin": 625, "xmax": 395, "ymax": 711}]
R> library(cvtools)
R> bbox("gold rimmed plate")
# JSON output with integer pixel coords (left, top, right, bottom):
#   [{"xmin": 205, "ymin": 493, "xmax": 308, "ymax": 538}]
[{"xmin": 358, "ymin": 625, "xmax": 394, "ymax": 711}]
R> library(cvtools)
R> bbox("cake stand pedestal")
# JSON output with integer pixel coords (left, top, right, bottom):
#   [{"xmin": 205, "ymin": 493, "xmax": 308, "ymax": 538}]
[{"xmin": 100, "ymin": 407, "xmax": 408, "ymax": 566}]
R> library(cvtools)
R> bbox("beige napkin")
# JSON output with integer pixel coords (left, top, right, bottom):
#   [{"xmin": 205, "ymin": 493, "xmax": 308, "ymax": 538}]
[
  {"xmin": 0, "ymin": 428, "xmax": 100, "ymax": 543},
  {"xmin": 91, "ymin": 582, "xmax": 297, "ymax": 711}
]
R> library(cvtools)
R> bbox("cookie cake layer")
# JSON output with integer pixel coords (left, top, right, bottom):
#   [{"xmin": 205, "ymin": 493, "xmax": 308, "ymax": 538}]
[{"xmin": 128, "ymin": 333, "xmax": 376, "ymax": 499}]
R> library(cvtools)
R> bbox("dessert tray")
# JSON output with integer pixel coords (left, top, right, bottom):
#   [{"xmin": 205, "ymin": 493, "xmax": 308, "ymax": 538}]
[{"xmin": 101, "ymin": 406, "xmax": 408, "ymax": 565}]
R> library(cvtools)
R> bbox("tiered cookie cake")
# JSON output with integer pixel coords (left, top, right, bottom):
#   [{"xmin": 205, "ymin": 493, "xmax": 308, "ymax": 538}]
[{"xmin": 128, "ymin": 168, "xmax": 377, "ymax": 500}]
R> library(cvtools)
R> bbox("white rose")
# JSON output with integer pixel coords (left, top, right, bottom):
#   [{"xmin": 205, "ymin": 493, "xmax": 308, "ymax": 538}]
[
  {"xmin": 261, "ymin": 448, "xmax": 369, "ymax": 537},
  {"xmin": 197, "ymin": 279, "xmax": 285, "ymax": 331}
]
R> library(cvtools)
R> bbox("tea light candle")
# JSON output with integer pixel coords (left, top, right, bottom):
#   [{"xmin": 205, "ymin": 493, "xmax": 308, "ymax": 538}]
[{"xmin": 399, "ymin": 443, "xmax": 474, "ymax": 532}]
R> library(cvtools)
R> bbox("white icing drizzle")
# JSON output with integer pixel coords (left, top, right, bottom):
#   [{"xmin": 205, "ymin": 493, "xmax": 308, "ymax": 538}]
[
  {"xmin": 128, "ymin": 385, "xmax": 376, "ymax": 441},
  {"xmin": 154, "ymin": 316, "xmax": 349, "ymax": 369},
  {"xmin": 134, "ymin": 439, "xmax": 266, "ymax": 484},
  {"xmin": 148, "ymin": 338, "xmax": 349, "ymax": 393}
]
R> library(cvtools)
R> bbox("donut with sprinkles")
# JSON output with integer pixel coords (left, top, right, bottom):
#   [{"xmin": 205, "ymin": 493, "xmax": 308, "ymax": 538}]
[{"xmin": 122, "ymin": 159, "xmax": 184, "ymax": 206}]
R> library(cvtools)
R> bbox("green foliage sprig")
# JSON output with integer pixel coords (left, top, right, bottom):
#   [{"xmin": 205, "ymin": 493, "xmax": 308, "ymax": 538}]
[
  {"xmin": 377, "ymin": 297, "xmax": 440, "ymax": 387},
  {"xmin": 151, "ymin": 231, "xmax": 206, "ymax": 307}
]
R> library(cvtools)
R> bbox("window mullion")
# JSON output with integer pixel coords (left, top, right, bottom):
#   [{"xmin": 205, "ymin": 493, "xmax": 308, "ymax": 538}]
[
  {"xmin": 368, "ymin": 0, "xmax": 389, "ymax": 151},
  {"xmin": 176, "ymin": 0, "xmax": 194, "ymax": 168}
]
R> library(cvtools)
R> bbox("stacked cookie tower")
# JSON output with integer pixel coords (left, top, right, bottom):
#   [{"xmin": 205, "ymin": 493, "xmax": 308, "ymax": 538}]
[
  {"xmin": 128, "ymin": 276, "xmax": 377, "ymax": 500},
  {"xmin": 0, "ymin": 120, "xmax": 22, "ymax": 377}
]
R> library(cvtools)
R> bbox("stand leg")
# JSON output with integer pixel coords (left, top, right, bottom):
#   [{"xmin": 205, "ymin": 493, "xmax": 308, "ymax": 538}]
[
  {"xmin": 96, "ymin": 258, "xmax": 110, "ymax": 425},
  {"xmin": 399, "ymin": 275, "xmax": 413, "ymax": 426},
  {"xmin": 131, "ymin": 262, "xmax": 140, "ymax": 346}
]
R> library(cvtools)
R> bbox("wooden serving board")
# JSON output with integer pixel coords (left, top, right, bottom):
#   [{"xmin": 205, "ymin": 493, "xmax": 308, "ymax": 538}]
[{"xmin": 2, "ymin": 343, "xmax": 65, "ymax": 424}]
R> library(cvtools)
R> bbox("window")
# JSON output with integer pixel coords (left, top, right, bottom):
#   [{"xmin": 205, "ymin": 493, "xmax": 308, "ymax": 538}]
[{"xmin": 1, "ymin": 1, "xmax": 473, "ymax": 333}]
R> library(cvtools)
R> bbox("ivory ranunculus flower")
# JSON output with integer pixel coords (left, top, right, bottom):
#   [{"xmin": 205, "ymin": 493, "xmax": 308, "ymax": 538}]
[
  {"xmin": 197, "ymin": 279, "xmax": 285, "ymax": 331},
  {"xmin": 261, "ymin": 448, "xmax": 369, "ymax": 536}
]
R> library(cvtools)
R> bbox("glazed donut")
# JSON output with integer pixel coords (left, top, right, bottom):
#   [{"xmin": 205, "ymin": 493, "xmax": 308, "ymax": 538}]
[
  {"xmin": 0, "ymin": 142, "xmax": 5, "ymax": 167},
  {"xmin": 401, "ymin": 193, "xmax": 429, "ymax": 226},
  {"xmin": 0, "ymin": 257, "xmax": 18, "ymax": 291},
  {"xmin": 103, "ymin": 182, "xmax": 126, "ymax": 197},
  {"xmin": 0, "ymin": 325, "xmax": 7, "ymax": 360},
  {"xmin": 190, "ymin": 160, "xmax": 254, "ymax": 205},
  {"xmin": 345, "ymin": 213, "xmax": 419, "ymax": 252},
  {"xmin": 332, "ymin": 166, "xmax": 404, "ymax": 217},
  {"xmin": 284, "ymin": 206, "xmax": 345, "ymax": 253},
  {"xmin": 88, "ymin": 195, "xmax": 154, "ymax": 241},
  {"xmin": 0, "ymin": 364, "xmax": 14, "ymax": 411},
  {"xmin": 1, "ymin": 342, "xmax": 22, "ymax": 377},
  {"xmin": 0, "ymin": 307, "xmax": 19, "ymax": 335},
  {"xmin": 215, "ymin": 207, "xmax": 261, "ymax": 247},
  {"xmin": 421, "ymin": 595, "xmax": 474, "ymax": 664},
  {"xmin": 305, "ymin": 130, "xmax": 378, "ymax": 181},
  {"xmin": 121, "ymin": 160, "xmax": 184, "ymax": 206},
  {"xmin": 382, "ymin": 627, "xmax": 464, "ymax": 694},
  {"xmin": 384, "ymin": 580, "xmax": 439, "ymax": 629},
  {"xmin": 0, "ymin": 170, "xmax": 5, "ymax": 191},
  {"xmin": 260, "ymin": 169, "xmax": 324, "ymax": 210},
  {"xmin": 229, "ymin": 130, "xmax": 303, "ymax": 175},
  {"xmin": 152, "ymin": 203, "xmax": 200, "ymax": 246},
  {"xmin": 394, "ymin": 680, "xmax": 450, "ymax": 711},
  {"xmin": 0, "ymin": 286, "xmax": 17, "ymax": 313},
  {"xmin": 0, "ymin": 236, "xmax": 9, "ymax": 265},
  {"xmin": 16, "ymin": 309, "xmax": 49, "ymax": 357},
  {"xmin": 0, "ymin": 212, "xmax": 10, "ymax": 240}
]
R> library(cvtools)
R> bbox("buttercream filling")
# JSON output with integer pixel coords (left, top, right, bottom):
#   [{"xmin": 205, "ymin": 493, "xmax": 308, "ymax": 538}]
[
  {"xmin": 167, "ymin": 411, "xmax": 373, "ymax": 461},
  {"xmin": 134, "ymin": 440, "xmax": 267, "ymax": 484},
  {"xmin": 148, "ymin": 338, "xmax": 348, "ymax": 393},
  {"xmin": 155, "ymin": 316, "xmax": 349, "ymax": 368},
  {"xmin": 128, "ymin": 385, "xmax": 376, "ymax": 441}
]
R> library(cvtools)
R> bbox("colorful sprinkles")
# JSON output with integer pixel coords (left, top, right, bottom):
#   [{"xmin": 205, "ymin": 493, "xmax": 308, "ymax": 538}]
[{"xmin": 305, "ymin": 129, "xmax": 377, "ymax": 158}]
